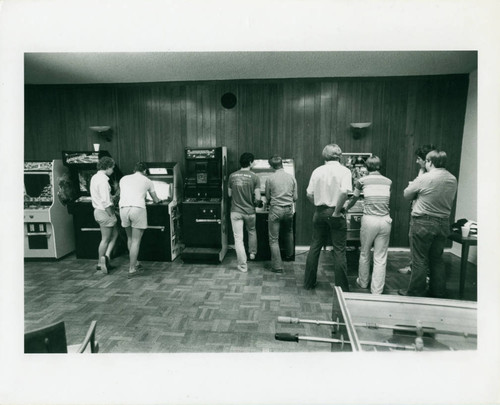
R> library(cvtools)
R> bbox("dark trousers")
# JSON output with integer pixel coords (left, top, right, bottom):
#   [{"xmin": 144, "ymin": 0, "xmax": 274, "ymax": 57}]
[
  {"xmin": 304, "ymin": 206, "xmax": 349, "ymax": 291},
  {"xmin": 407, "ymin": 215, "xmax": 450, "ymax": 298}
]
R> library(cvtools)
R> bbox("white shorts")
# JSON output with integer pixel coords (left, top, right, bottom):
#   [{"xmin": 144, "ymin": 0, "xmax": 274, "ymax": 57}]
[
  {"xmin": 120, "ymin": 206, "xmax": 147, "ymax": 229},
  {"xmin": 94, "ymin": 209, "xmax": 117, "ymax": 227}
]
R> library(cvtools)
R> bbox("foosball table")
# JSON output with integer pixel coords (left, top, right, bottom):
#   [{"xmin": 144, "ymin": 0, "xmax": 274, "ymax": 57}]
[{"xmin": 276, "ymin": 287, "xmax": 477, "ymax": 352}]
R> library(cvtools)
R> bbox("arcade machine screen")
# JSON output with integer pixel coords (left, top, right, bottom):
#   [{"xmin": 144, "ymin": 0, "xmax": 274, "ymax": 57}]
[
  {"xmin": 78, "ymin": 170, "xmax": 95, "ymax": 194},
  {"xmin": 24, "ymin": 173, "xmax": 52, "ymax": 204}
]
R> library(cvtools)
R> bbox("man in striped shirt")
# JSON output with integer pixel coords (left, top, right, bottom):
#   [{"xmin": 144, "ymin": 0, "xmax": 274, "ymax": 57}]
[{"xmin": 346, "ymin": 155, "xmax": 392, "ymax": 294}]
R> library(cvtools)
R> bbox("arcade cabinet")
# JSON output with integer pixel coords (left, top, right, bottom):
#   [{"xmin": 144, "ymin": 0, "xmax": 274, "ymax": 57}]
[
  {"xmin": 62, "ymin": 150, "xmax": 123, "ymax": 259},
  {"xmin": 251, "ymin": 158, "xmax": 297, "ymax": 261},
  {"xmin": 138, "ymin": 162, "xmax": 183, "ymax": 261},
  {"xmin": 24, "ymin": 160, "xmax": 75, "ymax": 259},
  {"xmin": 181, "ymin": 147, "xmax": 228, "ymax": 263}
]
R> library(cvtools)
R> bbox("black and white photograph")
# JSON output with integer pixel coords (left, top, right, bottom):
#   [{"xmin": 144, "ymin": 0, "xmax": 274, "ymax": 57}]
[{"xmin": 1, "ymin": 1, "xmax": 499, "ymax": 404}]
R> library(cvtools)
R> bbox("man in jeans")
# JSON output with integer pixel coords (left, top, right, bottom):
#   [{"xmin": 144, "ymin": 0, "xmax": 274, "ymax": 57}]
[
  {"xmin": 399, "ymin": 150, "xmax": 457, "ymax": 298},
  {"xmin": 265, "ymin": 155, "xmax": 298, "ymax": 273},
  {"xmin": 398, "ymin": 143, "xmax": 436, "ymax": 275},
  {"xmin": 304, "ymin": 144, "xmax": 352, "ymax": 291},
  {"xmin": 228, "ymin": 152, "xmax": 261, "ymax": 273}
]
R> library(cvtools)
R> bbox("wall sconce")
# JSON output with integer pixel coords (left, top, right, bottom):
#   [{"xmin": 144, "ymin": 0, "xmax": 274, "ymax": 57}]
[
  {"xmin": 90, "ymin": 126, "xmax": 112, "ymax": 142},
  {"xmin": 350, "ymin": 122, "xmax": 371, "ymax": 140}
]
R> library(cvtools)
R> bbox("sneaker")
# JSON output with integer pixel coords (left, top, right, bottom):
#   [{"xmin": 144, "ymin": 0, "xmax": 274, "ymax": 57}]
[
  {"xmin": 128, "ymin": 269, "xmax": 145, "ymax": 279},
  {"xmin": 270, "ymin": 268, "xmax": 283, "ymax": 273},
  {"xmin": 238, "ymin": 266, "xmax": 248, "ymax": 273},
  {"xmin": 105, "ymin": 255, "xmax": 114, "ymax": 270},
  {"xmin": 135, "ymin": 262, "xmax": 143, "ymax": 270},
  {"xmin": 249, "ymin": 253, "xmax": 256, "ymax": 260},
  {"xmin": 355, "ymin": 278, "xmax": 368, "ymax": 289},
  {"xmin": 398, "ymin": 289, "xmax": 408, "ymax": 296},
  {"xmin": 398, "ymin": 266, "xmax": 411, "ymax": 274},
  {"xmin": 99, "ymin": 256, "xmax": 108, "ymax": 274}
]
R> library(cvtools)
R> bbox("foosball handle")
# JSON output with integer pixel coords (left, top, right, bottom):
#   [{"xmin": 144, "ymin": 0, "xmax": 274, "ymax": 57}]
[
  {"xmin": 277, "ymin": 316, "xmax": 299, "ymax": 324},
  {"xmin": 275, "ymin": 333, "xmax": 299, "ymax": 342}
]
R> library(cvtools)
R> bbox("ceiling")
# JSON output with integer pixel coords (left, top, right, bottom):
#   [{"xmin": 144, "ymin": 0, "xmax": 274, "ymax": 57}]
[{"xmin": 24, "ymin": 51, "xmax": 477, "ymax": 85}]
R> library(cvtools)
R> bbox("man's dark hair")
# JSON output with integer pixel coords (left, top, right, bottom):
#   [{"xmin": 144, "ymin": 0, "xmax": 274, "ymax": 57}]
[
  {"xmin": 239, "ymin": 152, "xmax": 254, "ymax": 168},
  {"xmin": 426, "ymin": 150, "xmax": 448, "ymax": 169},
  {"xmin": 415, "ymin": 144, "xmax": 436, "ymax": 160},
  {"xmin": 268, "ymin": 155, "xmax": 283, "ymax": 170},
  {"xmin": 134, "ymin": 162, "xmax": 148, "ymax": 173},
  {"xmin": 97, "ymin": 156, "xmax": 115, "ymax": 170}
]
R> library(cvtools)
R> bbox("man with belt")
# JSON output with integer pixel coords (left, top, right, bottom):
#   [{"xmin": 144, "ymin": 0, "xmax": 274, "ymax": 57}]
[
  {"xmin": 119, "ymin": 162, "xmax": 162, "ymax": 279},
  {"xmin": 399, "ymin": 150, "xmax": 457, "ymax": 298},
  {"xmin": 265, "ymin": 155, "xmax": 298, "ymax": 273},
  {"xmin": 304, "ymin": 144, "xmax": 352, "ymax": 291},
  {"xmin": 228, "ymin": 152, "xmax": 261, "ymax": 273}
]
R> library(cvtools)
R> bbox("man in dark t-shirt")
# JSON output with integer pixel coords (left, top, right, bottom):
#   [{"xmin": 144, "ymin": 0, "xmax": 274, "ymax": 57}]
[{"xmin": 228, "ymin": 152, "xmax": 261, "ymax": 272}]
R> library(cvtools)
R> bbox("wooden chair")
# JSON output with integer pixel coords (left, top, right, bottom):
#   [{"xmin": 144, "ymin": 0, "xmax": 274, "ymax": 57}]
[{"xmin": 24, "ymin": 320, "xmax": 99, "ymax": 353}]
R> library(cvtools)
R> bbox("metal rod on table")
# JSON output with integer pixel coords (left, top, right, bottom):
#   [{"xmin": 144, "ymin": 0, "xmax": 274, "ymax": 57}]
[
  {"xmin": 274, "ymin": 333, "xmax": 417, "ymax": 351},
  {"xmin": 277, "ymin": 316, "xmax": 477, "ymax": 339}
]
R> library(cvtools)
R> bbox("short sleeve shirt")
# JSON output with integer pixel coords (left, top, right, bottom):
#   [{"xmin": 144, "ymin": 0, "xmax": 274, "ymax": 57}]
[
  {"xmin": 228, "ymin": 169, "xmax": 260, "ymax": 215},
  {"xmin": 265, "ymin": 169, "xmax": 297, "ymax": 207},
  {"xmin": 306, "ymin": 161, "xmax": 352, "ymax": 207},
  {"xmin": 404, "ymin": 168, "xmax": 457, "ymax": 218},
  {"xmin": 119, "ymin": 172, "xmax": 156, "ymax": 209},
  {"xmin": 353, "ymin": 172, "xmax": 391, "ymax": 216}
]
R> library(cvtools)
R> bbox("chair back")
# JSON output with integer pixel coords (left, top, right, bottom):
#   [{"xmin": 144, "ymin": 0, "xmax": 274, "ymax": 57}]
[{"xmin": 24, "ymin": 321, "xmax": 68, "ymax": 353}]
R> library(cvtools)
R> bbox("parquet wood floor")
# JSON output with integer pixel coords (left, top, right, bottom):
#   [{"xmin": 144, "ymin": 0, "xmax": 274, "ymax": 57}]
[{"xmin": 24, "ymin": 248, "xmax": 477, "ymax": 353}]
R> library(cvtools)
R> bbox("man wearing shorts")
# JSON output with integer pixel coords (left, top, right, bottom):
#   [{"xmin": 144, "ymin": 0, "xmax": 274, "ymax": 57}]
[
  {"xmin": 90, "ymin": 156, "xmax": 119, "ymax": 274},
  {"xmin": 119, "ymin": 162, "xmax": 162, "ymax": 278}
]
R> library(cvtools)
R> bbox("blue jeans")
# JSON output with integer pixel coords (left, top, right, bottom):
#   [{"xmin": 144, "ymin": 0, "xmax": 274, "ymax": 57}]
[
  {"xmin": 407, "ymin": 215, "xmax": 450, "ymax": 297},
  {"xmin": 304, "ymin": 206, "xmax": 349, "ymax": 291},
  {"xmin": 230, "ymin": 212, "xmax": 257, "ymax": 272},
  {"xmin": 268, "ymin": 205, "xmax": 294, "ymax": 271}
]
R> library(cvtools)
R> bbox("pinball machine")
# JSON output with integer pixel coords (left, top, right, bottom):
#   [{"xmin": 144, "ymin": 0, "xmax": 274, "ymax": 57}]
[{"xmin": 340, "ymin": 153, "xmax": 372, "ymax": 243}]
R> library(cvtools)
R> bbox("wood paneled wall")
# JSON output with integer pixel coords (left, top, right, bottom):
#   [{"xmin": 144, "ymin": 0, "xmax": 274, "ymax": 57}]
[{"xmin": 24, "ymin": 74, "xmax": 469, "ymax": 246}]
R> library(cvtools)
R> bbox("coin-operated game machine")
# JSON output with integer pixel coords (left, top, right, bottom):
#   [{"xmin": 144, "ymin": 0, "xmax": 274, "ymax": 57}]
[
  {"xmin": 181, "ymin": 147, "xmax": 228, "ymax": 263},
  {"xmin": 24, "ymin": 160, "xmax": 75, "ymax": 259},
  {"xmin": 250, "ymin": 158, "xmax": 297, "ymax": 261},
  {"xmin": 341, "ymin": 153, "xmax": 372, "ymax": 243},
  {"xmin": 138, "ymin": 162, "xmax": 183, "ymax": 262},
  {"xmin": 62, "ymin": 150, "xmax": 123, "ymax": 259}
]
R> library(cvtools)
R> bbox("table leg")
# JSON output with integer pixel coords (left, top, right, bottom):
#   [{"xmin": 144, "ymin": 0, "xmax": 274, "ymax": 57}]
[{"xmin": 459, "ymin": 242, "xmax": 470, "ymax": 299}]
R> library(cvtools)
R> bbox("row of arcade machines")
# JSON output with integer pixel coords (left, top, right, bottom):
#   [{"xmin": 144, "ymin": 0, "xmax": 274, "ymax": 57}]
[{"xmin": 24, "ymin": 149, "xmax": 371, "ymax": 261}]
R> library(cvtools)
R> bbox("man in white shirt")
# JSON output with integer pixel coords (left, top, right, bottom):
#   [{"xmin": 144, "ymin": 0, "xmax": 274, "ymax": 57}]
[
  {"xmin": 119, "ymin": 162, "xmax": 162, "ymax": 278},
  {"xmin": 90, "ymin": 156, "xmax": 119, "ymax": 274},
  {"xmin": 304, "ymin": 144, "xmax": 352, "ymax": 291}
]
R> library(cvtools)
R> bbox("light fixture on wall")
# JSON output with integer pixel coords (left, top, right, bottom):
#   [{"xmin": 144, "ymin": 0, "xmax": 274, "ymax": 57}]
[
  {"xmin": 350, "ymin": 122, "xmax": 371, "ymax": 140},
  {"xmin": 90, "ymin": 126, "xmax": 112, "ymax": 142}
]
